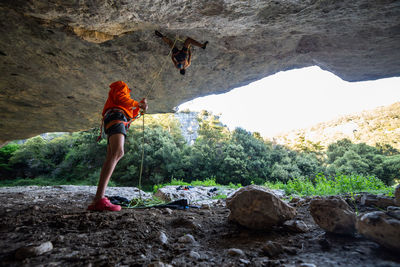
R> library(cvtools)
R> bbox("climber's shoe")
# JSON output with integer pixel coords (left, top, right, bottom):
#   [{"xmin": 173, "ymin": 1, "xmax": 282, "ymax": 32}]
[
  {"xmin": 87, "ymin": 197, "xmax": 121, "ymax": 211},
  {"xmin": 202, "ymin": 41, "xmax": 209, "ymax": 49},
  {"xmin": 155, "ymin": 30, "xmax": 164, "ymax": 38}
]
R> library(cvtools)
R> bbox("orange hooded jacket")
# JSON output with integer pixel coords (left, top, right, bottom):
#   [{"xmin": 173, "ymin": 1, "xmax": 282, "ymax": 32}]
[{"xmin": 102, "ymin": 81, "xmax": 139, "ymax": 119}]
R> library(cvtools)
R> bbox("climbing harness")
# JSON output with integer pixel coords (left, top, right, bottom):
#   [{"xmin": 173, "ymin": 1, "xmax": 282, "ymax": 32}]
[{"xmin": 96, "ymin": 108, "xmax": 142, "ymax": 142}]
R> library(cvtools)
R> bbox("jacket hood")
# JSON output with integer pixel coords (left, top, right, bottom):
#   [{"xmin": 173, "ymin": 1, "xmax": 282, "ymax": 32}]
[{"xmin": 109, "ymin": 81, "xmax": 128, "ymax": 91}]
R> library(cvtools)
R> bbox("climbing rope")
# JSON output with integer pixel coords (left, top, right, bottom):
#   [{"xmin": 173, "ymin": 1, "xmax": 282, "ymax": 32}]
[
  {"xmin": 145, "ymin": 37, "xmax": 179, "ymax": 99},
  {"xmin": 135, "ymin": 35, "xmax": 180, "ymax": 204},
  {"xmin": 134, "ymin": 32, "xmax": 207, "ymax": 206}
]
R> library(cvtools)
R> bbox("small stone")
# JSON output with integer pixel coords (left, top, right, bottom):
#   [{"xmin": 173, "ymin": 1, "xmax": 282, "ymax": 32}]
[
  {"xmin": 262, "ymin": 241, "xmax": 283, "ymax": 257},
  {"xmin": 189, "ymin": 250, "xmax": 200, "ymax": 260},
  {"xmin": 148, "ymin": 261, "xmax": 172, "ymax": 267},
  {"xmin": 163, "ymin": 208, "xmax": 173, "ymax": 215},
  {"xmin": 300, "ymin": 264, "xmax": 317, "ymax": 267},
  {"xmin": 15, "ymin": 241, "xmax": 53, "ymax": 260},
  {"xmin": 283, "ymin": 219, "xmax": 309, "ymax": 233},
  {"xmin": 33, "ymin": 205, "xmax": 40, "ymax": 210},
  {"xmin": 253, "ymin": 257, "xmax": 270, "ymax": 265},
  {"xmin": 201, "ymin": 204, "xmax": 210, "ymax": 209},
  {"xmin": 159, "ymin": 231, "xmax": 168, "ymax": 245},
  {"xmin": 227, "ymin": 248, "xmax": 245, "ymax": 257},
  {"xmin": 200, "ymin": 253, "xmax": 209, "ymax": 260},
  {"xmin": 178, "ymin": 234, "xmax": 196, "ymax": 244},
  {"xmin": 239, "ymin": 258, "xmax": 250, "ymax": 265}
]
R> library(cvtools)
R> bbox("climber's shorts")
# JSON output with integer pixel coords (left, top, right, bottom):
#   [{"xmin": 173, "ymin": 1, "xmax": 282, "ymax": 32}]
[
  {"xmin": 173, "ymin": 47, "xmax": 188, "ymax": 62},
  {"xmin": 104, "ymin": 111, "xmax": 128, "ymax": 142}
]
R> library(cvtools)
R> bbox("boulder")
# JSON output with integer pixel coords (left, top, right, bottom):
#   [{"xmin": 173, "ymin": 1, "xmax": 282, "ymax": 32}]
[
  {"xmin": 356, "ymin": 209, "xmax": 400, "ymax": 252},
  {"xmin": 310, "ymin": 196, "xmax": 356, "ymax": 235},
  {"xmin": 226, "ymin": 185, "xmax": 296, "ymax": 230},
  {"xmin": 395, "ymin": 185, "xmax": 400, "ymax": 206},
  {"xmin": 283, "ymin": 219, "xmax": 309, "ymax": 233},
  {"xmin": 360, "ymin": 193, "xmax": 395, "ymax": 208}
]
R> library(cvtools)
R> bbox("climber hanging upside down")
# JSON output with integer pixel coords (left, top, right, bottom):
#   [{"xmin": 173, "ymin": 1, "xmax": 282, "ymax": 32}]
[{"xmin": 155, "ymin": 30, "xmax": 208, "ymax": 75}]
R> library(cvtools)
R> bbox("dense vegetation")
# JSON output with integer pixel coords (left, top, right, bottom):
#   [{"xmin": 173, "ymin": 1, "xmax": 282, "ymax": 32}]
[{"xmin": 0, "ymin": 111, "xmax": 398, "ymax": 195}]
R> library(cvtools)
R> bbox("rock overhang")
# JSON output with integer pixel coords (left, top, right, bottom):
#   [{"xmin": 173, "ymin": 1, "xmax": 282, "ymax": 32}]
[{"xmin": 0, "ymin": 0, "xmax": 399, "ymax": 142}]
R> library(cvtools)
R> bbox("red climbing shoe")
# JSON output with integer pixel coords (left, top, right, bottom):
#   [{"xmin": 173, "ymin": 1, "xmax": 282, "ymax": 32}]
[{"xmin": 87, "ymin": 197, "xmax": 121, "ymax": 211}]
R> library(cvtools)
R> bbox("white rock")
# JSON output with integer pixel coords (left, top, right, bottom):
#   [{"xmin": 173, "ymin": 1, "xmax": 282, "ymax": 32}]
[
  {"xmin": 226, "ymin": 185, "xmax": 296, "ymax": 230},
  {"xmin": 15, "ymin": 241, "xmax": 53, "ymax": 260},
  {"xmin": 154, "ymin": 186, "xmax": 236, "ymax": 204},
  {"xmin": 159, "ymin": 231, "xmax": 168, "ymax": 245},
  {"xmin": 356, "ymin": 211, "xmax": 400, "ymax": 252},
  {"xmin": 310, "ymin": 196, "xmax": 356, "ymax": 235}
]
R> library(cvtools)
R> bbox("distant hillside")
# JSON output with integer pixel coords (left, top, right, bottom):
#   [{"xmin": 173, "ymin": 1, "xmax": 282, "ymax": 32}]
[{"xmin": 273, "ymin": 102, "xmax": 400, "ymax": 151}]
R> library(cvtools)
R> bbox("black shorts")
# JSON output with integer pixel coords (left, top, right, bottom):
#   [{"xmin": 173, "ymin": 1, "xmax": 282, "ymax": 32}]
[
  {"xmin": 104, "ymin": 111, "xmax": 128, "ymax": 140},
  {"xmin": 173, "ymin": 47, "xmax": 188, "ymax": 62}
]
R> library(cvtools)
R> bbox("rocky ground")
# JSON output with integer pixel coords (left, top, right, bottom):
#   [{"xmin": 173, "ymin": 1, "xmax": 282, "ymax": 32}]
[{"xmin": 0, "ymin": 186, "xmax": 399, "ymax": 267}]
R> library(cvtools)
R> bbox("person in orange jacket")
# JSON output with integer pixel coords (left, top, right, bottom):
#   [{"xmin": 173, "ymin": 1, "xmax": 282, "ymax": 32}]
[
  {"xmin": 155, "ymin": 30, "xmax": 208, "ymax": 75},
  {"xmin": 88, "ymin": 81, "xmax": 147, "ymax": 211}
]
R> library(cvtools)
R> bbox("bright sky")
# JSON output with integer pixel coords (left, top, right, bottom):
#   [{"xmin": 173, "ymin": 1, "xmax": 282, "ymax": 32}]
[{"xmin": 178, "ymin": 66, "xmax": 400, "ymax": 138}]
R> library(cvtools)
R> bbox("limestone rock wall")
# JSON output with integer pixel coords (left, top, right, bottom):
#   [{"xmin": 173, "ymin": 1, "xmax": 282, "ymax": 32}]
[
  {"xmin": 175, "ymin": 111, "xmax": 200, "ymax": 145},
  {"xmin": 1, "ymin": 0, "xmax": 400, "ymax": 142}
]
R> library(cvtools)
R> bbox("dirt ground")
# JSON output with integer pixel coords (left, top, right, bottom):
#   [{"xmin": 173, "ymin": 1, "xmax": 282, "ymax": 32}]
[{"xmin": 0, "ymin": 186, "xmax": 399, "ymax": 267}]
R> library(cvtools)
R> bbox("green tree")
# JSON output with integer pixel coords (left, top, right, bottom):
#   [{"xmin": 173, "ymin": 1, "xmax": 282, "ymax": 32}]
[
  {"xmin": 380, "ymin": 155, "xmax": 400, "ymax": 185},
  {"xmin": 0, "ymin": 143, "xmax": 20, "ymax": 179},
  {"xmin": 9, "ymin": 137, "xmax": 54, "ymax": 178}
]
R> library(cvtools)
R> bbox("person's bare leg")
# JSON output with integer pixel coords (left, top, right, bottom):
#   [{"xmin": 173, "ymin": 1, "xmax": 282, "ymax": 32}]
[
  {"xmin": 184, "ymin": 37, "xmax": 207, "ymax": 49},
  {"xmin": 93, "ymin": 134, "xmax": 125, "ymax": 202},
  {"xmin": 162, "ymin": 36, "xmax": 175, "ymax": 48}
]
